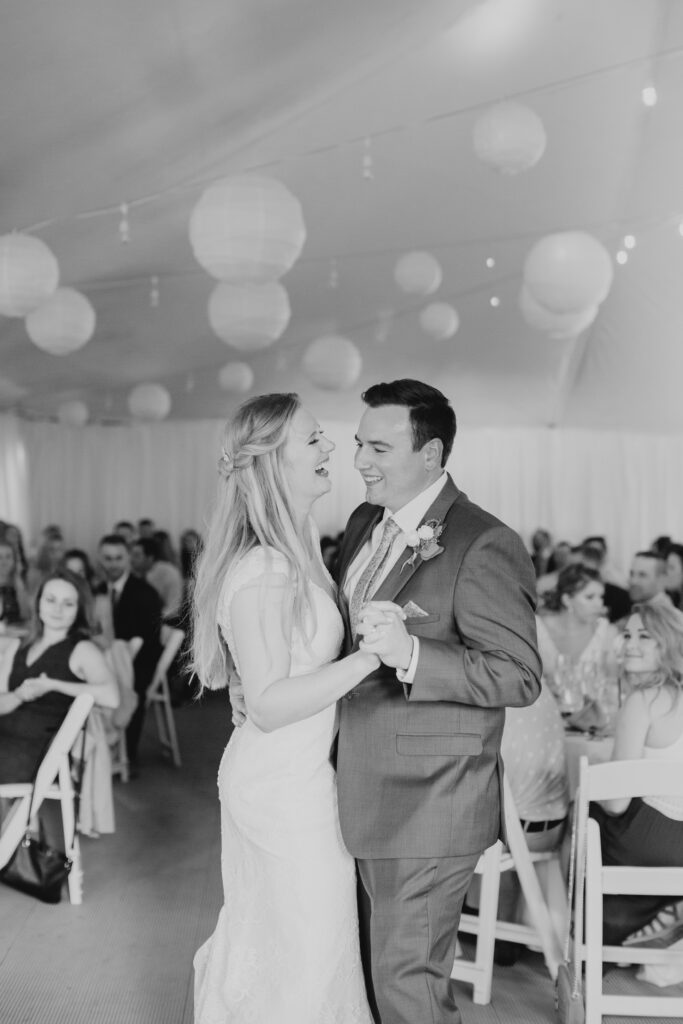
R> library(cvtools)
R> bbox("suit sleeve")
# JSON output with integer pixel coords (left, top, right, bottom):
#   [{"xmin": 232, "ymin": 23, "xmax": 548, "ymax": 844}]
[{"xmin": 407, "ymin": 524, "xmax": 541, "ymax": 708}]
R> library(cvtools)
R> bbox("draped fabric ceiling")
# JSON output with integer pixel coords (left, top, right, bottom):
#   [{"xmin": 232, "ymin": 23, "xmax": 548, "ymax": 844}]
[{"xmin": 2, "ymin": 0, "xmax": 683, "ymax": 433}]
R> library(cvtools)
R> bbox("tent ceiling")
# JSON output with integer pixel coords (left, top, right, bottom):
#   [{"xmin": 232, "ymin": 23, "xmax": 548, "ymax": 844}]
[{"xmin": 1, "ymin": 0, "xmax": 682, "ymax": 431}]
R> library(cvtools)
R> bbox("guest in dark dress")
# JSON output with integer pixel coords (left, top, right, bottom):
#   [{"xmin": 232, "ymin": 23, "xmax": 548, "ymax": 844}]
[
  {"xmin": 0, "ymin": 539, "xmax": 31, "ymax": 627},
  {"xmin": 0, "ymin": 568, "xmax": 118, "ymax": 784}
]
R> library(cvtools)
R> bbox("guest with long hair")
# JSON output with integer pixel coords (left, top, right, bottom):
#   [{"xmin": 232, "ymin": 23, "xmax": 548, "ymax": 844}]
[{"xmin": 0, "ymin": 539, "xmax": 31, "ymax": 627}]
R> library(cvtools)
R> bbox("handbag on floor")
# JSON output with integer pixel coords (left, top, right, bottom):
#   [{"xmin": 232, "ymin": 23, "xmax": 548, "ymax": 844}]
[
  {"xmin": 555, "ymin": 802, "xmax": 585, "ymax": 1024},
  {"xmin": 0, "ymin": 728, "xmax": 86, "ymax": 904}
]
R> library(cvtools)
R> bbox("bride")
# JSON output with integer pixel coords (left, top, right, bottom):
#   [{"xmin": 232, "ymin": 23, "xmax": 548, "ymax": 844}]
[{"xmin": 192, "ymin": 393, "xmax": 376, "ymax": 1024}]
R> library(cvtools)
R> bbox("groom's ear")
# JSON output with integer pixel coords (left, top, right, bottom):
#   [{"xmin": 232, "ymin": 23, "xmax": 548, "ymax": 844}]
[{"xmin": 422, "ymin": 438, "xmax": 442, "ymax": 470}]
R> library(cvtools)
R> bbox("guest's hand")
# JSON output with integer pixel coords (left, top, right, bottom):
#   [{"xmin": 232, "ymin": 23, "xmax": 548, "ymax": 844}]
[
  {"xmin": 358, "ymin": 601, "xmax": 413, "ymax": 672},
  {"xmin": 16, "ymin": 673, "xmax": 51, "ymax": 701},
  {"xmin": 229, "ymin": 675, "xmax": 247, "ymax": 728}
]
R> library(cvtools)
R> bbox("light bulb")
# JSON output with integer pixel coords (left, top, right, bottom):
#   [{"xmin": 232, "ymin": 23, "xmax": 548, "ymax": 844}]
[
  {"xmin": 485, "ymin": 257, "xmax": 495, "ymax": 269},
  {"xmin": 616, "ymin": 250, "xmax": 628, "ymax": 265},
  {"xmin": 490, "ymin": 296, "xmax": 500, "ymax": 308},
  {"xmin": 642, "ymin": 85, "xmax": 658, "ymax": 108}
]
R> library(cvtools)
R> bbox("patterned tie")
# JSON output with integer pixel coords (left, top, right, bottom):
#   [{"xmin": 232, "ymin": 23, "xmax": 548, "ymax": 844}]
[{"xmin": 349, "ymin": 517, "xmax": 402, "ymax": 637}]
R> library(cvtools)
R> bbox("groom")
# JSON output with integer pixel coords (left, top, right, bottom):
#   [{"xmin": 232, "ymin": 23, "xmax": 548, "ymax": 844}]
[{"xmin": 336, "ymin": 378, "xmax": 541, "ymax": 1023}]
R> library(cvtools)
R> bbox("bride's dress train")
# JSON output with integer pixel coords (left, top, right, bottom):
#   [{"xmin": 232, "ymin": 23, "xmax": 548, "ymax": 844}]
[{"xmin": 194, "ymin": 547, "xmax": 373, "ymax": 1024}]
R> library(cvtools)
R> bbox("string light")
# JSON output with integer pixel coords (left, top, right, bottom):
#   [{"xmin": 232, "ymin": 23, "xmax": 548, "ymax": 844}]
[
  {"xmin": 149, "ymin": 275, "xmax": 160, "ymax": 307},
  {"xmin": 616, "ymin": 250, "xmax": 628, "ymax": 265},
  {"xmin": 490, "ymin": 296, "xmax": 500, "ymax": 308},
  {"xmin": 362, "ymin": 137, "xmax": 374, "ymax": 181},
  {"xmin": 642, "ymin": 84, "xmax": 658, "ymax": 107},
  {"xmin": 118, "ymin": 202, "xmax": 130, "ymax": 243}
]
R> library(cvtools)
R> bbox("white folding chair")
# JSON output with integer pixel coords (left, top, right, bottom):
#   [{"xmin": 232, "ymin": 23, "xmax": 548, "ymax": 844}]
[
  {"xmin": 0, "ymin": 692, "xmax": 95, "ymax": 905},
  {"xmin": 104, "ymin": 637, "xmax": 142, "ymax": 783},
  {"xmin": 451, "ymin": 774, "xmax": 565, "ymax": 1004},
  {"xmin": 575, "ymin": 755, "xmax": 683, "ymax": 1023},
  {"xmin": 145, "ymin": 625, "xmax": 184, "ymax": 767}
]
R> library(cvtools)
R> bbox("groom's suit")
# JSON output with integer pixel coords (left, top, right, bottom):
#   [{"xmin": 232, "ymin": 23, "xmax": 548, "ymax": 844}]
[{"xmin": 335, "ymin": 474, "xmax": 541, "ymax": 1023}]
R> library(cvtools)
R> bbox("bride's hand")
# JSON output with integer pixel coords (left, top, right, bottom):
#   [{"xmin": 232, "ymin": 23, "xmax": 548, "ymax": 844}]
[{"xmin": 228, "ymin": 675, "xmax": 248, "ymax": 728}]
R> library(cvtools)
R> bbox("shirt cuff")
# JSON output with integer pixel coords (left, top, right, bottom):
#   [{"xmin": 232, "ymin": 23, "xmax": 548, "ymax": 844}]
[{"xmin": 396, "ymin": 635, "xmax": 419, "ymax": 684}]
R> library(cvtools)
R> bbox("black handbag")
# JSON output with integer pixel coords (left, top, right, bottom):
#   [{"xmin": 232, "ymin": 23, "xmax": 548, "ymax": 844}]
[
  {"xmin": 555, "ymin": 802, "xmax": 585, "ymax": 1024},
  {"xmin": 1, "ymin": 728, "xmax": 86, "ymax": 904}
]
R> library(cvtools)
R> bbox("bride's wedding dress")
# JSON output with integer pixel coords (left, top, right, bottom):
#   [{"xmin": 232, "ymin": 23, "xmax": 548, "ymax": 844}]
[{"xmin": 194, "ymin": 546, "xmax": 372, "ymax": 1024}]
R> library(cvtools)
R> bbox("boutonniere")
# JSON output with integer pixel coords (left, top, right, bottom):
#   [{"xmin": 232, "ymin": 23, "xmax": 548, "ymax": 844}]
[{"xmin": 401, "ymin": 519, "xmax": 445, "ymax": 572}]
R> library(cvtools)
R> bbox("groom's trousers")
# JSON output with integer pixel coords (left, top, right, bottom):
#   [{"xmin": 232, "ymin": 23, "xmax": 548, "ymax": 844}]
[{"xmin": 357, "ymin": 853, "xmax": 480, "ymax": 1024}]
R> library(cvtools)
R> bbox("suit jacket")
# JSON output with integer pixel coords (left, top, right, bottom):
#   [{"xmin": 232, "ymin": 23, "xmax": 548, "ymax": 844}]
[
  {"xmin": 98, "ymin": 575, "xmax": 162, "ymax": 691},
  {"xmin": 335, "ymin": 476, "xmax": 541, "ymax": 859}
]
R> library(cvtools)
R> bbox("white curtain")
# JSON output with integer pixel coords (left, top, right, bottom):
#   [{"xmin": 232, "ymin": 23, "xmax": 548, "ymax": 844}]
[
  {"xmin": 0, "ymin": 414, "xmax": 30, "ymax": 533},
  {"xmin": 19, "ymin": 418, "xmax": 683, "ymax": 574}
]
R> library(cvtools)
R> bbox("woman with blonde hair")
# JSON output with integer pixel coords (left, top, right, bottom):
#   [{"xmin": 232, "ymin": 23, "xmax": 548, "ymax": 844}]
[
  {"xmin": 590, "ymin": 601, "xmax": 683, "ymax": 947},
  {"xmin": 192, "ymin": 393, "xmax": 376, "ymax": 1024}
]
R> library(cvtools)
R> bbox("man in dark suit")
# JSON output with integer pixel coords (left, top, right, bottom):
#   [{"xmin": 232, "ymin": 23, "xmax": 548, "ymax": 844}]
[
  {"xmin": 97, "ymin": 533, "xmax": 163, "ymax": 766},
  {"xmin": 335, "ymin": 380, "xmax": 541, "ymax": 1024}
]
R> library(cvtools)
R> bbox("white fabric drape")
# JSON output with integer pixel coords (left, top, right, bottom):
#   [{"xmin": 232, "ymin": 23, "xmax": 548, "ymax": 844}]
[
  {"xmin": 18, "ymin": 419, "xmax": 683, "ymax": 573},
  {"xmin": 0, "ymin": 414, "xmax": 30, "ymax": 534}
]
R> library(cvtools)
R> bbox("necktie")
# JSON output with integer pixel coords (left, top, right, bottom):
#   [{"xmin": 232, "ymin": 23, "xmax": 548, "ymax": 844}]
[
  {"xmin": 110, "ymin": 586, "xmax": 118, "ymax": 619},
  {"xmin": 349, "ymin": 518, "xmax": 402, "ymax": 637}
]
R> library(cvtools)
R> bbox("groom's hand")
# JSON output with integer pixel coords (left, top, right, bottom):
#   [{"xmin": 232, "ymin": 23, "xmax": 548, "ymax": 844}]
[{"xmin": 358, "ymin": 601, "xmax": 413, "ymax": 672}]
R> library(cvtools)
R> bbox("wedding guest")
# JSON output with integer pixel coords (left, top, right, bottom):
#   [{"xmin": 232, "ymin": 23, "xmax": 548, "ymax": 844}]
[
  {"xmin": 537, "ymin": 564, "xmax": 619, "ymax": 679},
  {"xmin": 153, "ymin": 529, "xmax": 179, "ymax": 567},
  {"xmin": 0, "ymin": 540, "xmax": 31, "ymax": 627},
  {"xmin": 131, "ymin": 537, "xmax": 183, "ymax": 618},
  {"xmin": 1, "ymin": 523, "xmax": 29, "ymax": 582},
  {"xmin": 537, "ymin": 540, "xmax": 573, "ymax": 596},
  {"xmin": 578, "ymin": 542, "xmax": 631, "ymax": 623},
  {"xmin": 113, "ymin": 520, "xmax": 136, "ymax": 546},
  {"xmin": 590, "ymin": 603, "xmax": 683, "ymax": 945},
  {"xmin": 665, "ymin": 542, "xmax": 683, "ymax": 609},
  {"xmin": 63, "ymin": 548, "xmax": 96, "ymax": 592},
  {"xmin": 581, "ymin": 534, "xmax": 627, "ymax": 589},
  {"xmin": 0, "ymin": 568, "xmax": 117, "ymax": 785},
  {"xmin": 530, "ymin": 527, "xmax": 553, "ymax": 578},
  {"xmin": 628, "ymin": 551, "xmax": 675, "ymax": 610},
  {"xmin": 137, "ymin": 517, "xmax": 155, "ymax": 539},
  {"xmin": 27, "ymin": 526, "xmax": 66, "ymax": 594}
]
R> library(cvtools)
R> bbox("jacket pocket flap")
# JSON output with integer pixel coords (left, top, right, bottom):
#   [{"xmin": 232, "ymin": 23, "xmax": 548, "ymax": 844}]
[
  {"xmin": 396, "ymin": 733, "xmax": 483, "ymax": 757},
  {"xmin": 405, "ymin": 613, "xmax": 440, "ymax": 625}
]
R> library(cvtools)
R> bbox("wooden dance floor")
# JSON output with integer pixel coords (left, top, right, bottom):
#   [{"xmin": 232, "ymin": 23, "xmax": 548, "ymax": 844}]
[{"xmin": 0, "ymin": 691, "xmax": 680, "ymax": 1024}]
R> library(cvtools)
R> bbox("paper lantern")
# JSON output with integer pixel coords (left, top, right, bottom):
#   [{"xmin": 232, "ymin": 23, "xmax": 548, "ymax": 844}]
[
  {"xmin": 208, "ymin": 281, "xmax": 290, "ymax": 351},
  {"xmin": 26, "ymin": 287, "xmax": 96, "ymax": 355},
  {"xmin": 128, "ymin": 383, "xmax": 171, "ymax": 421},
  {"xmin": 523, "ymin": 232, "xmax": 613, "ymax": 314},
  {"xmin": 419, "ymin": 302, "xmax": 460, "ymax": 341},
  {"xmin": 473, "ymin": 101, "xmax": 546, "ymax": 174},
  {"xmin": 0, "ymin": 234, "xmax": 59, "ymax": 317},
  {"xmin": 218, "ymin": 361, "xmax": 254, "ymax": 393},
  {"xmin": 302, "ymin": 335, "xmax": 362, "ymax": 391},
  {"xmin": 394, "ymin": 251, "xmax": 442, "ymax": 296},
  {"xmin": 189, "ymin": 175, "xmax": 306, "ymax": 283},
  {"xmin": 57, "ymin": 400, "xmax": 89, "ymax": 427},
  {"xmin": 519, "ymin": 286, "xmax": 598, "ymax": 338}
]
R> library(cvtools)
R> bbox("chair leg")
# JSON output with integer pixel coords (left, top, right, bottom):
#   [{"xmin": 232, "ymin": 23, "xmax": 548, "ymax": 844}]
[
  {"xmin": 161, "ymin": 682, "xmax": 182, "ymax": 767},
  {"xmin": 584, "ymin": 825, "xmax": 603, "ymax": 1024},
  {"xmin": 57, "ymin": 759, "xmax": 83, "ymax": 906},
  {"xmin": 473, "ymin": 844, "xmax": 502, "ymax": 1004},
  {"xmin": 0, "ymin": 794, "xmax": 31, "ymax": 869},
  {"xmin": 512, "ymin": 847, "xmax": 564, "ymax": 978}
]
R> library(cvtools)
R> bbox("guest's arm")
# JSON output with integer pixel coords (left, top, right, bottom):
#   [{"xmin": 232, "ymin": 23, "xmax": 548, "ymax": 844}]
[
  {"xmin": 15, "ymin": 640, "xmax": 119, "ymax": 709},
  {"xmin": 601, "ymin": 689, "xmax": 650, "ymax": 814}
]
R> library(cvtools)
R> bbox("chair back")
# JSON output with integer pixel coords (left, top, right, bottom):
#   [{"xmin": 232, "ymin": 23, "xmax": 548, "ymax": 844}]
[
  {"xmin": 579, "ymin": 756, "xmax": 683, "ymax": 805},
  {"xmin": 32, "ymin": 693, "xmax": 94, "ymax": 806}
]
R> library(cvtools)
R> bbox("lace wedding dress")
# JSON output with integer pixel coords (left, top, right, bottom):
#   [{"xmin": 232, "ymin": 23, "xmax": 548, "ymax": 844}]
[{"xmin": 194, "ymin": 546, "xmax": 373, "ymax": 1024}]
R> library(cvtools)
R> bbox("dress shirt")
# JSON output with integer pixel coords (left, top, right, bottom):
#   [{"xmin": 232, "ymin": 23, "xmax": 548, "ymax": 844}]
[
  {"xmin": 344, "ymin": 472, "xmax": 448, "ymax": 682},
  {"xmin": 109, "ymin": 572, "xmax": 129, "ymax": 604}
]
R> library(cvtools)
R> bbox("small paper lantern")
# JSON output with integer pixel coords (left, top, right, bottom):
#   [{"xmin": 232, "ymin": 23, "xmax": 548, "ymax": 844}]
[
  {"xmin": 394, "ymin": 251, "xmax": 442, "ymax": 296},
  {"xmin": 208, "ymin": 281, "xmax": 290, "ymax": 351},
  {"xmin": 218, "ymin": 361, "xmax": 254, "ymax": 393},
  {"xmin": 128, "ymin": 383, "xmax": 171, "ymax": 421},
  {"xmin": 419, "ymin": 302, "xmax": 460, "ymax": 341},
  {"xmin": 26, "ymin": 287, "xmax": 96, "ymax": 355},
  {"xmin": 189, "ymin": 175, "xmax": 306, "ymax": 283},
  {"xmin": 0, "ymin": 234, "xmax": 59, "ymax": 317},
  {"xmin": 302, "ymin": 335, "xmax": 362, "ymax": 391},
  {"xmin": 519, "ymin": 286, "xmax": 598, "ymax": 338},
  {"xmin": 523, "ymin": 232, "xmax": 613, "ymax": 314},
  {"xmin": 57, "ymin": 400, "xmax": 89, "ymax": 426},
  {"xmin": 473, "ymin": 102, "xmax": 546, "ymax": 174}
]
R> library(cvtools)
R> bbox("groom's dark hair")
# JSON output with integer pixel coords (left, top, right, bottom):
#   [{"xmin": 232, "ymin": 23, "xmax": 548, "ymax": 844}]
[{"xmin": 361, "ymin": 379, "xmax": 456, "ymax": 466}]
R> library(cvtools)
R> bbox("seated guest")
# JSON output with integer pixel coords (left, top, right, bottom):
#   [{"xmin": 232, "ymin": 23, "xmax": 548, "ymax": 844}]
[
  {"xmin": 578, "ymin": 542, "xmax": 631, "ymax": 623},
  {"xmin": 113, "ymin": 520, "xmax": 136, "ymax": 546},
  {"xmin": 137, "ymin": 517, "xmax": 155, "ymax": 540},
  {"xmin": 95, "ymin": 534, "xmax": 162, "ymax": 769},
  {"xmin": 536, "ymin": 540, "xmax": 573, "ymax": 596},
  {"xmin": 530, "ymin": 527, "xmax": 553, "ymax": 579},
  {"xmin": 590, "ymin": 603, "xmax": 683, "ymax": 945},
  {"xmin": 581, "ymin": 535, "xmax": 627, "ymax": 589},
  {"xmin": 665, "ymin": 542, "xmax": 683, "ymax": 609},
  {"xmin": 0, "ymin": 522, "xmax": 29, "ymax": 582},
  {"xmin": 628, "ymin": 551, "xmax": 674, "ymax": 610},
  {"xmin": 130, "ymin": 536, "xmax": 183, "ymax": 619},
  {"xmin": 537, "ymin": 564, "xmax": 619, "ymax": 680},
  {"xmin": 0, "ymin": 539, "xmax": 31, "ymax": 627},
  {"xmin": 63, "ymin": 548, "xmax": 97, "ymax": 593},
  {"xmin": 0, "ymin": 568, "xmax": 118, "ymax": 785},
  {"xmin": 27, "ymin": 526, "xmax": 66, "ymax": 595}
]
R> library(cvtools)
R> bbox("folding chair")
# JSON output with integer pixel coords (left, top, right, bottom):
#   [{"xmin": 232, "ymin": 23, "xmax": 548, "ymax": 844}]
[
  {"xmin": 451, "ymin": 774, "xmax": 565, "ymax": 1004},
  {"xmin": 0, "ymin": 692, "xmax": 95, "ymax": 905},
  {"xmin": 575, "ymin": 755, "xmax": 683, "ymax": 1023},
  {"xmin": 145, "ymin": 625, "xmax": 184, "ymax": 767},
  {"xmin": 104, "ymin": 637, "xmax": 142, "ymax": 783}
]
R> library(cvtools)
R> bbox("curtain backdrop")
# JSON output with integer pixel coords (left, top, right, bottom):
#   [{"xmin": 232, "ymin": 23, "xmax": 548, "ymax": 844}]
[
  {"xmin": 15, "ymin": 418, "xmax": 683, "ymax": 573},
  {"xmin": 0, "ymin": 414, "xmax": 29, "ymax": 534}
]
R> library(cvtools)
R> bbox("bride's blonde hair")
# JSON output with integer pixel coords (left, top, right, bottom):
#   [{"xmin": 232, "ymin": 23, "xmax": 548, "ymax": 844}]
[{"xmin": 192, "ymin": 393, "xmax": 318, "ymax": 691}]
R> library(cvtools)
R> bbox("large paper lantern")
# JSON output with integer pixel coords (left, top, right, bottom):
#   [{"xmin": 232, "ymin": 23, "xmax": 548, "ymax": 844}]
[
  {"xmin": 0, "ymin": 234, "xmax": 59, "ymax": 317},
  {"xmin": 189, "ymin": 175, "xmax": 306, "ymax": 283},
  {"xmin": 394, "ymin": 251, "xmax": 442, "ymax": 296},
  {"xmin": 57, "ymin": 400, "xmax": 89, "ymax": 426},
  {"xmin": 473, "ymin": 101, "xmax": 546, "ymax": 174},
  {"xmin": 128, "ymin": 383, "xmax": 171, "ymax": 421},
  {"xmin": 302, "ymin": 335, "xmax": 362, "ymax": 391},
  {"xmin": 519, "ymin": 286, "xmax": 598, "ymax": 338},
  {"xmin": 523, "ymin": 232, "xmax": 613, "ymax": 314},
  {"xmin": 26, "ymin": 287, "xmax": 96, "ymax": 355},
  {"xmin": 218, "ymin": 361, "xmax": 254, "ymax": 393},
  {"xmin": 208, "ymin": 281, "xmax": 290, "ymax": 350},
  {"xmin": 419, "ymin": 302, "xmax": 460, "ymax": 341}
]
